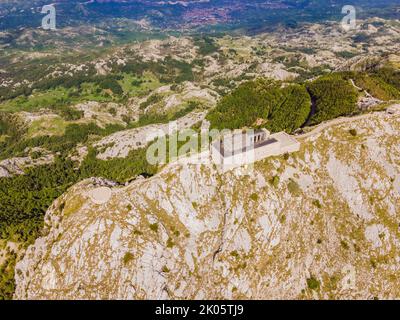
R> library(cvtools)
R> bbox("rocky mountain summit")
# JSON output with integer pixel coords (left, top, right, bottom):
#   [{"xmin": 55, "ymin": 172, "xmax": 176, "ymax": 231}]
[{"xmin": 14, "ymin": 112, "xmax": 400, "ymax": 299}]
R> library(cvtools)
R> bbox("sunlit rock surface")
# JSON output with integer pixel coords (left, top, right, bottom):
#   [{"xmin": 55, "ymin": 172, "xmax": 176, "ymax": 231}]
[{"xmin": 14, "ymin": 113, "xmax": 400, "ymax": 300}]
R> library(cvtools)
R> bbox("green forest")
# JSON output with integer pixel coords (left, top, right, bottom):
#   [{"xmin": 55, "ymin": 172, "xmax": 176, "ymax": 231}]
[
  {"xmin": 1, "ymin": 63, "xmax": 400, "ymax": 299},
  {"xmin": 0, "ymin": 119, "xmax": 158, "ymax": 243},
  {"xmin": 2, "ymin": 67, "xmax": 400, "ymax": 245},
  {"xmin": 206, "ymin": 79, "xmax": 312, "ymax": 133},
  {"xmin": 341, "ymin": 68, "xmax": 400, "ymax": 101},
  {"xmin": 207, "ymin": 68, "xmax": 400, "ymax": 131},
  {"xmin": 266, "ymin": 85, "xmax": 311, "ymax": 133},
  {"xmin": 3, "ymin": 67, "xmax": 397, "ymax": 247},
  {"xmin": 306, "ymin": 75, "xmax": 358, "ymax": 124},
  {"xmin": 0, "ymin": 137, "xmax": 156, "ymax": 300}
]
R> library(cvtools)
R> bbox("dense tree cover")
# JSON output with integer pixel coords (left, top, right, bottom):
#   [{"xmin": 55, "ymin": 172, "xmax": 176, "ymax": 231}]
[
  {"xmin": 0, "ymin": 119, "xmax": 10, "ymax": 136},
  {"xmin": 341, "ymin": 71, "xmax": 400, "ymax": 101},
  {"xmin": 0, "ymin": 99, "xmax": 200, "ymax": 242},
  {"xmin": 374, "ymin": 67, "xmax": 400, "ymax": 92},
  {"xmin": 0, "ymin": 120, "xmax": 137, "ymax": 241},
  {"xmin": 159, "ymin": 57, "xmax": 194, "ymax": 84},
  {"xmin": 33, "ymin": 72, "xmax": 96, "ymax": 93},
  {"xmin": 134, "ymin": 101, "xmax": 200, "ymax": 128},
  {"xmin": 0, "ymin": 101, "xmax": 202, "ymax": 242},
  {"xmin": 207, "ymin": 79, "xmax": 311, "ymax": 133},
  {"xmin": 266, "ymin": 85, "xmax": 311, "ymax": 133},
  {"xmin": 358, "ymin": 74, "xmax": 400, "ymax": 101},
  {"xmin": 0, "ymin": 122, "xmax": 124, "ymax": 160},
  {"xmin": 0, "ymin": 113, "xmax": 25, "ymax": 157},
  {"xmin": 0, "ymin": 86, "xmax": 34, "ymax": 104},
  {"xmin": 335, "ymin": 51, "xmax": 358, "ymax": 59},
  {"xmin": 193, "ymin": 36, "xmax": 220, "ymax": 56},
  {"xmin": 293, "ymin": 65, "xmax": 332, "ymax": 83},
  {"xmin": 0, "ymin": 146, "xmax": 156, "ymax": 243},
  {"xmin": 80, "ymin": 148, "xmax": 157, "ymax": 183},
  {"xmin": 207, "ymin": 79, "xmax": 278, "ymax": 130},
  {"xmin": 352, "ymin": 33, "xmax": 372, "ymax": 43},
  {"xmin": 98, "ymin": 76, "xmax": 124, "ymax": 95},
  {"xmin": 118, "ymin": 60, "xmax": 151, "ymax": 76},
  {"xmin": 306, "ymin": 75, "xmax": 358, "ymax": 124},
  {"xmin": 115, "ymin": 56, "xmax": 194, "ymax": 84},
  {"xmin": 35, "ymin": 73, "xmax": 128, "ymax": 97},
  {"xmin": 0, "ymin": 158, "xmax": 79, "ymax": 242},
  {"xmin": 208, "ymin": 71, "xmax": 386, "ymax": 131},
  {"xmin": 0, "ymin": 251, "xmax": 16, "ymax": 300},
  {"xmin": 0, "ymin": 113, "xmax": 195, "ymax": 244}
]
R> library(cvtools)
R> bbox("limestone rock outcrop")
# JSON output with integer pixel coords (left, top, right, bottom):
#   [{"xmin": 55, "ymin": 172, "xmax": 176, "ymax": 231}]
[{"xmin": 14, "ymin": 113, "xmax": 400, "ymax": 299}]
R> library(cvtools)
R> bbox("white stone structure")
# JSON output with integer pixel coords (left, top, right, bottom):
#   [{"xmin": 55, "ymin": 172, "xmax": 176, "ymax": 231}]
[{"xmin": 211, "ymin": 129, "xmax": 300, "ymax": 172}]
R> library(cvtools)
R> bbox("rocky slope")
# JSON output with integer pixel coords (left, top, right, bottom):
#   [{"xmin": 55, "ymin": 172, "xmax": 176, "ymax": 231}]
[{"xmin": 14, "ymin": 112, "xmax": 400, "ymax": 300}]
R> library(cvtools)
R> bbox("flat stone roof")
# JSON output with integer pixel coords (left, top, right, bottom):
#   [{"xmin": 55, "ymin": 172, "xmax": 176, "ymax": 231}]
[
  {"xmin": 213, "ymin": 130, "xmax": 300, "ymax": 159},
  {"xmin": 217, "ymin": 137, "xmax": 279, "ymax": 157},
  {"xmin": 272, "ymin": 132, "xmax": 300, "ymax": 148}
]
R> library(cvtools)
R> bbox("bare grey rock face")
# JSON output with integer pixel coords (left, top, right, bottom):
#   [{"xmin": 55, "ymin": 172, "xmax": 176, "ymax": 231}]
[
  {"xmin": 14, "ymin": 113, "xmax": 400, "ymax": 300},
  {"xmin": 0, "ymin": 151, "xmax": 54, "ymax": 178}
]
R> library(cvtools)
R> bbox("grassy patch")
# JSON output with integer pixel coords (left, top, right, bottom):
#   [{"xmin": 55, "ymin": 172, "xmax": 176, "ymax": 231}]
[
  {"xmin": 287, "ymin": 179, "xmax": 301, "ymax": 196},
  {"xmin": 162, "ymin": 265, "xmax": 170, "ymax": 273},
  {"xmin": 27, "ymin": 116, "xmax": 67, "ymax": 138},
  {"xmin": 250, "ymin": 193, "xmax": 259, "ymax": 201},
  {"xmin": 149, "ymin": 223, "xmax": 159, "ymax": 232},
  {"xmin": 349, "ymin": 129, "xmax": 357, "ymax": 137},
  {"xmin": 0, "ymin": 251, "xmax": 16, "ymax": 300},
  {"xmin": 0, "ymin": 85, "xmax": 113, "ymax": 115},
  {"xmin": 0, "ymin": 87, "xmax": 71, "ymax": 113},
  {"xmin": 340, "ymin": 240, "xmax": 350, "ymax": 250},
  {"xmin": 118, "ymin": 72, "xmax": 161, "ymax": 96},
  {"xmin": 167, "ymin": 237, "xmax": 175, "ymax": 248},
  {"xmin": 269, "ymin": 175, "xmax": 280, "ymax": 188},
  {"xmin": 306, "ymin": 276, "xmax": 320, "ymax": 291},
  {"xmin": 123, "ymin": 252, "xmax": 134, "ymax": 265},
  {"xmin": 312, "ymin": 199, "xmax": 322, "ymax": 209}
]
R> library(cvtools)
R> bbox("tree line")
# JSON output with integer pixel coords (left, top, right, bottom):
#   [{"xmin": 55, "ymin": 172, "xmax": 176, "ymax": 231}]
[{"xmin": 206, "ymin": 69, "xmax": 400, "ymax": 131}]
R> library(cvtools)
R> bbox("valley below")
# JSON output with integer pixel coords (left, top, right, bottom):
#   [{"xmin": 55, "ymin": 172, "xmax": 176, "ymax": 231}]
[{"xmin": 1, "ymin": 3, "xmax": 400, "ymax": 299}]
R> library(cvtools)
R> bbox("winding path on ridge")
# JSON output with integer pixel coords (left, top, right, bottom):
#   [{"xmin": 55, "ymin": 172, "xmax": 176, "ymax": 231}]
[{"xmin": 296, "ymin": 112, "xmax": 382, "ymax": 139}]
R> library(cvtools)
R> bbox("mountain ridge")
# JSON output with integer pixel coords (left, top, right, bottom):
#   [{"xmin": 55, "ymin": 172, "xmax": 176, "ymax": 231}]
[{"xmin": 14, "ymin": 110, "xmax": 400, "ymax": 299}]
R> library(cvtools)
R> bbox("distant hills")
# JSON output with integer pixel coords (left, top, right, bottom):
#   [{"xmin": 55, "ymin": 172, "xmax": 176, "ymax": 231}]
[{"xmin": 0, "ymin": 0, "xmax": 399, "ymax": 32}]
